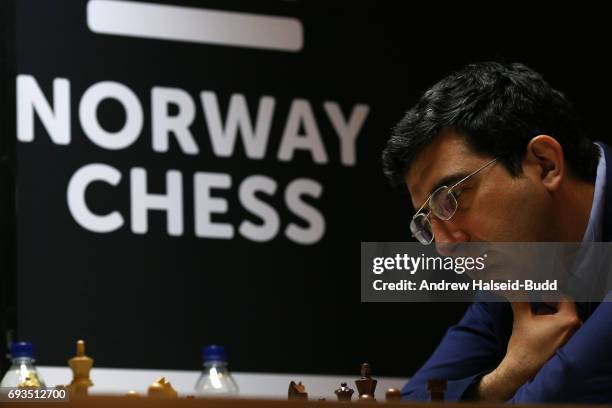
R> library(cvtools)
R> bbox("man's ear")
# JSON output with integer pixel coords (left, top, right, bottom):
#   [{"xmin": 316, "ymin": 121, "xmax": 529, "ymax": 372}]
[{"xmin": 524, "ymin": 135, "xmax": 564, "ymax": 191}]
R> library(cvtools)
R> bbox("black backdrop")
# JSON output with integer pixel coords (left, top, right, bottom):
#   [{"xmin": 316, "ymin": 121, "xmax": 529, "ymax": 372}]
[{"xmin": 2, "ymin": 1, "xmax": 612, "ymax": 377}]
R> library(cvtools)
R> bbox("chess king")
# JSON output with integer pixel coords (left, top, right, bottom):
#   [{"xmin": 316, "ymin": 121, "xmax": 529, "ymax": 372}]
[{"xmin": 382, "ymin": 61, "xmax": 612, "ymax": 402}]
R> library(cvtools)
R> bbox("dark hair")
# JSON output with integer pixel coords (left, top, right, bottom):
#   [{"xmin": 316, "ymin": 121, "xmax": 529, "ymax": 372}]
[{"xmin": 382, "ymin": 62, "xmax": 599, "ymax": 190}]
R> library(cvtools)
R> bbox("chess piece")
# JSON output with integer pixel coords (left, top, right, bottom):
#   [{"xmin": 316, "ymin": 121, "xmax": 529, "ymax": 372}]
[
  {"xmin": 148, "ymin": 377, "xmax": 178, "ymax": 398},
  {"xmin": 68, "ymin": 340, "xmax": 94, "ymax": 397},
  {"xmin": 427, "ymin": 379, "xmax": 447, "ymax": 401},
  {"xmin": 355, "ymin": 363, "xmax": 377, "ymax": 401},
  {"xmin": 335, "ymin": 382, "xmax": 354, "ymax": 402},
  {"xmin": 288, "ymin": 381, "xmax": 308, "ymax": 400},
  {"xmin": 385, "ymin": 388, "xmax": 401, "ymax": 402},
  {"xmin": 126, "ymin": 390, "xmax": 141, "ymax": 397}
]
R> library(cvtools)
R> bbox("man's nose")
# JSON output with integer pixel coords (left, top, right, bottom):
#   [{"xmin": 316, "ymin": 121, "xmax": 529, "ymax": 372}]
[{"xmin": 432, "ymin": 218, "xmax": 470, "ymax": 255}]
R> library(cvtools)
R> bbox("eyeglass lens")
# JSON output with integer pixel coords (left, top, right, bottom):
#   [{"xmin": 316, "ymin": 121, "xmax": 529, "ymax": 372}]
[{"xmin": 410, "ymin": 187, "xmax": 457, "ymax": 244}]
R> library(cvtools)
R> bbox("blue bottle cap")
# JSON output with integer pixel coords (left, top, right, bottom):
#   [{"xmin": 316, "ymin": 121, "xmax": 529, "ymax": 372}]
[
  {"xmin": 203, "ymin": 345, "xmax": 226, "ymax": 362},
  {"xmin": 11, "ymin": 342, "xmax": 34, "ymax": 358}
]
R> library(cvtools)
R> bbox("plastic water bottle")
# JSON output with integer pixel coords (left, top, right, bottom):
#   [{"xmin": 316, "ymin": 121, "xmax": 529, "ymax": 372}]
[
  {"xmin": 0, "ymin": 342, "xmax": 46, "ymax": 387},
  {"xmin": 194, "ymin": 345, "xmax": 239, "ymax": 396}
]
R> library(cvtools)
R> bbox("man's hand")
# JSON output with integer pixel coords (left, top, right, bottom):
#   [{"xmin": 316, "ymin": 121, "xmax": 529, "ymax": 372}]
[{"xmin": 475, "ymin": 300, "xmax": 581, "ymax": 401}]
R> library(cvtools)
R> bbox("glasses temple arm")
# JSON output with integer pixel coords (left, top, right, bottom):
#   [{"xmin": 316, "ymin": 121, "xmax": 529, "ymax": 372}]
[
  {"xmin": 413, "ymin": 192, "xmax": 433, "ymax": 217},
  {"xmin": 448, "ymin": 157, "xmax": 499, "ymax": 191}
]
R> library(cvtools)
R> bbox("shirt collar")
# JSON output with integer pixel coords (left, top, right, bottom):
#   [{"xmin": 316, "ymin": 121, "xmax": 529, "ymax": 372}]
[{"xmin": 582, "ymin": 143, "xmax": 607, "ymax": 243}]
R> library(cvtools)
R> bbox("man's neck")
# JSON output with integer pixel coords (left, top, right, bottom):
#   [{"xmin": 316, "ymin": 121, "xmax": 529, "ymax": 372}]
[{"xmin": 556, "ymin": 178, "xmax": 596, "ymax": 242}]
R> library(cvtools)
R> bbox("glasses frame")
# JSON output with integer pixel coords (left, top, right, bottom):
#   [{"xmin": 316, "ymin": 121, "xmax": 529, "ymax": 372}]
[{"xmin": 411, "ymin": 157, "xmax": 500, "ymax": 244}]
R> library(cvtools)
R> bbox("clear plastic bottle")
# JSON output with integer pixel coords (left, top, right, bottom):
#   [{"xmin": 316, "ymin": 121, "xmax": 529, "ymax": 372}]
[
  {"xmin": 0, "ymin": 342, "xmax": 46, "ymax": 388},
  {"xmin": 194, "ymin": 345, "xmax": 239, "ymax": 396}
]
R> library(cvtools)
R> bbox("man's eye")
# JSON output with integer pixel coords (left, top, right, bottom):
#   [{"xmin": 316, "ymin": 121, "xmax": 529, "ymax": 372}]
[{"xmin": 451, "ymin": 188, "xmax": 465, "ymax": 201}]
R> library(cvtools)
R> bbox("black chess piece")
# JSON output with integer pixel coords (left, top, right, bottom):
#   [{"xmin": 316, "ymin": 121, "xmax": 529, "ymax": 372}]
[
  {"xmin": 385, "ymin": 388, "xmax": 401, "ymax": 402},
  {"xmin": 335, "ymin": 382, "xmax": 355, "ymax": 402},
  {"xmin": 427, "ymin": 379, "xmax": 447, "ymax": 402},
  {"xmin": 355, "ymin": 363, "xmax": 377, "ymax": 401},
  {"xmin": 288, "ymin": 381, "xmax": 308, "ymax": 400}
]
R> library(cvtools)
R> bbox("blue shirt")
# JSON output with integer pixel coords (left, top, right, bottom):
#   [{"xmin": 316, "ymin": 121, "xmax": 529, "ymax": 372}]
[{"xmin": 402, "ymin": 143, "xmax": 612, "ymax": 403}]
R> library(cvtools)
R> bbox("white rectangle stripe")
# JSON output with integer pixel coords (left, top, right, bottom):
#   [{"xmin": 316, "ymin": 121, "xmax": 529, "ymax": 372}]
[{"xmin": 87, "ymin": 0, "xmax": 303, "ymax": 52}]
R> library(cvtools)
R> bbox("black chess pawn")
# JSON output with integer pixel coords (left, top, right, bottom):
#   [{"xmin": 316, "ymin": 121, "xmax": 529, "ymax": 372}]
[
  {"xmin": 335, "ymin": 382, "xmax": 355, "ymax": 402},
  {"xmin": 359, "ymin": 394, "xmax": 375, "ymax": 402},
  {"xmin": 355, "ymin": 363, "xmax": 377, "ymax": 401},
  {"xmin": 427, "ymin": 379, "xmax": 447, "ymax": 402},
  {"xmin": 385, "ymin": 388, "xmax": 401, "ymax": 402}
]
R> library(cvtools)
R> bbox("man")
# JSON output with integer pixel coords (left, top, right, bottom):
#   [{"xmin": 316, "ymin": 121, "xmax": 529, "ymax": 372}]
[{"xmin": 382, "ymin": 62, "xmax": 612, "ymax": 403}]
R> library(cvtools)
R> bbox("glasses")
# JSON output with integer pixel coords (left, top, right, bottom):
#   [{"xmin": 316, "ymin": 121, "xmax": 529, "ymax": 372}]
[{"xmin": 410, "ymin": 157, "xmax": 499, "ymax": 245}]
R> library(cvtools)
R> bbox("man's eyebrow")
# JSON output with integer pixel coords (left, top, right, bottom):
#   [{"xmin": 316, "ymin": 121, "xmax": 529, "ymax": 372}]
[
  {"xmin": 426, "ymin": 173, "xmax": 469, "ymax": 196},
  {"xmin": 413, "ymin": 172, "xmax": 469, "ymax": 212}
]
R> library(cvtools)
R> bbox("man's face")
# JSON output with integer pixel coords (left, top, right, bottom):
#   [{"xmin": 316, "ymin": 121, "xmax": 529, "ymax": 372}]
[{"xmin": 406, "ymin": 129, "xmax": 557, "ymax": 243}]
